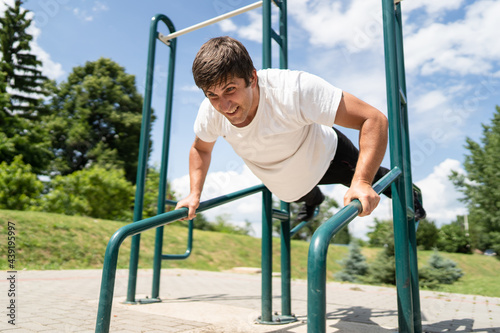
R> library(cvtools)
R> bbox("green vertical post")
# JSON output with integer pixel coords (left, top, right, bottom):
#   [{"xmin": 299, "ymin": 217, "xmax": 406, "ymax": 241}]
[
  {"xmin": 126, "ymin": 13, "xmax": 177, "ymax": 304},
  {"xmin": 278, "ymin": 0, "xmax": 287, "ymax": 69},
  {"xmin": 262, "ymin": 0, "xmax": 272, "ymax": 69},
  {"xmin": 260, "ymin": 0, "xmax": 273, "ymax": 324},
  {"xmin": 381, "ymin": 0, "xmax": 414, "ymax": 331},
  {"xmin": 151, "ymin": 17, "xmax": 177, "ymax": 300},
  {"xmin": 394, "ymin": 4, "xmax": 422, "ymax": 332},
  {"xmin": 280, "ymin": 202, "xmax": 292, "ymax": 316},
  {"xmin": 126, "ymin": 14, "xmax": 160, "ymax": 304},
  {"xmin": 261, "ymin": 188, "xmax": 273, "ymax": 322}
]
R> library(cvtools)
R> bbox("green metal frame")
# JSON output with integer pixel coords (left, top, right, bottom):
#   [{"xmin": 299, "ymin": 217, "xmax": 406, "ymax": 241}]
[
  {"xmin": 96, "ymin": 0, "xmax": 423, "ymax": 332},
  {"xmin": 96, "ymin": 184, "xmax": 267, "ymax": 333},
  {"xmin": 258, "ymin": 0, "xmax": 297, "ymax": 325},
  {"xmin": 306, "ymin": 1, "xmax": 422, "ymax": 332},
  {"xmin": 96, "ymin": 1, "xmax": 293, "ymax": 332},
  {"xmin": 125, "ymin": 13, "xmax": 177, "ymax": 305},
  {"xmin": 307, "ymin": 168, "xmax": 402, "ymax": 332}
]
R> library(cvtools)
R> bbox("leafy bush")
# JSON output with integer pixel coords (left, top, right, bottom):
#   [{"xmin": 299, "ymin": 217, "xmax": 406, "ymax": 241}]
[
  {"xmin": 0, "ymin": 155, "xmax": 44, "ymax": 210},
  {"xmin": 437, "ymin": 222, "xmax": 471, "ymax": 254},
  {"xmin": 334, "ymin": 241, "xmax": 369, "ymax": 282},
  {"xmin": 419, "ymin": 250, "xmax": 464, "ymax": 289},
  {"xmin": 40, "ymin": 166, "xmax": 134, "ymax": 221}
]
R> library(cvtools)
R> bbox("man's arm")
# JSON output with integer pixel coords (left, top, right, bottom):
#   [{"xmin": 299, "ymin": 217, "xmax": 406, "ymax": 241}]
[
  {"xmin": 334, "ymin": 91, "xmax": 388, "ymax": 216},
  {"xmin": 175, "ymin": 136, "xmax": 215, "ymax": 220}
]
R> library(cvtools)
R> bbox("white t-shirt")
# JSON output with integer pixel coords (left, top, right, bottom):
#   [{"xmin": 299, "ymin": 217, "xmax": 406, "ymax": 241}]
[{"xmin": 194, "ymin": 69, "xmax": 343, "ymax": 202}]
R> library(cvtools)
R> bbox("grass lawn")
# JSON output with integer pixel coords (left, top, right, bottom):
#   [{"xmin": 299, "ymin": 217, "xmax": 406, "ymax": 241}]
[{"xmin": 1, "ymin": 209, "xmax": 499, "ymax": 297}]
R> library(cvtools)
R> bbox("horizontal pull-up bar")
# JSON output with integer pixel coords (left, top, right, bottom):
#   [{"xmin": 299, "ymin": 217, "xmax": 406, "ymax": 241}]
[{"xmin": 158, "ymin": 0, "xmax": 263, "ymax": 45}]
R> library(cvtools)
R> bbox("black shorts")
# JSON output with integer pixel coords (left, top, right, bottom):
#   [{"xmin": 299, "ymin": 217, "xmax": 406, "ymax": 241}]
[{"xmin": 295, "ymin": 127, "xmax": 391, "ymax": 204}]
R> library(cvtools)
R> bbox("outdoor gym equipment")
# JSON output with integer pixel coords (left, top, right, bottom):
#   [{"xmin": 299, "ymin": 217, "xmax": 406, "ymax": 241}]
[{"xmin": 95, "ymin": 1, "xmax": 422, "ymax": 332}]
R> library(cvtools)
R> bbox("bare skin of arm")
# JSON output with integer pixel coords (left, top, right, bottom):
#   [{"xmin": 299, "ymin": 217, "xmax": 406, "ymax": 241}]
[
  {"xmin": 334, "ymin": 91, "xmax": 389, "ymax": 217},
  {"xmin": 175, "ymin": 137, "xmax": 215, "ymax": 220}
]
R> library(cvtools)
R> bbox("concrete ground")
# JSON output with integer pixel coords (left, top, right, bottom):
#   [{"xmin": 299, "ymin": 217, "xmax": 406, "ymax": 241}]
[{"xmin": 1, "ymin": 268, "xmax": 499, "ymax": 332}]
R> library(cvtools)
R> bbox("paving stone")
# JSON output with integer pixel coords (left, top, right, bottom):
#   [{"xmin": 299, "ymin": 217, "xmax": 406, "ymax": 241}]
[{"xmin": 2, "ymin": 268, "xmax": 500, "ymax": 332}]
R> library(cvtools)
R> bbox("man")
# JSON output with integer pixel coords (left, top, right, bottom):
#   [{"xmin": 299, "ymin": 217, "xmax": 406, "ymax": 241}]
[{"xmin": 175, "ymin": 36, "xmax": 425, "ymax": 222}]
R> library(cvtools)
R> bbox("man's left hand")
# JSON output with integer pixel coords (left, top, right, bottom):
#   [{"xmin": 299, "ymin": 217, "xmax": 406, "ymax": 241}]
[{"xmin": 344, "ymin": 180, "xmax": 380, "ymax": 217}]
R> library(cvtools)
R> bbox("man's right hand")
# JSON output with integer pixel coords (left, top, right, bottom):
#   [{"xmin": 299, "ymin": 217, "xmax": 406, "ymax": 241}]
[{"xmin": 175, "ymin": 193, "xmax": 201, "ymax": 220}]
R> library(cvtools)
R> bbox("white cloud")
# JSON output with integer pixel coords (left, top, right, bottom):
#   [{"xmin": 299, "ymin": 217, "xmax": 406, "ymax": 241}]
[
  {"xmin": 415, "ymin": 158, "xmax": 467, "ymax": 227},
  {"xmin": 27, "ymin": 22, "xmax": 65, "ymax": 80},
  {"xmin": 73, "ymin": 8, "xmax": 93, "ymax": 22},
  {"xmin": 288, "ymin": 0, "xmax": 384, "ymax": 53},
  {"xmin": 404, "ymin": 0, "xmax": 500, "ymax": 76},
  {"xmin": 171, "ymin": 165, "xmax": 263, "ymax": 236},
  {"xmin": 92, "ymin": 1, "xmax": 109, "ymax": 13},
  {"xmin": 180, "ymin": 85, "xmax": 200, "ymax": 92},
  {"xmin": 217, "ymin": 11, "xmax": 263, "ymax": 43},
  {"xmin": 413, "ymin": 90, "xmax": 449, "ymax": 114},
  {"xmin": 403, "ymin": 0, "xmax": 465, "ymax": 17},
  {"xmin": 73, "ymin": 1, "xmax": 109, "ymax": 22}
]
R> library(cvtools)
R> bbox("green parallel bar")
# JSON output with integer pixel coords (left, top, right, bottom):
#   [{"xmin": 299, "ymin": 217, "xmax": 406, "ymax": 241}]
[
  {"xmin": 161, "ymin": 219, "xmax": 193, "ymax": 260},
  {"xmin": 280, "ymin": 201, "xmax": 292, "ymax": 317},
  {"xmin": 395, "ymin": 3, "xmax": 422, "ymax": 332},
  {"xmin": 96, "ymin": 184, "xmax": 267, "ymax": 333},
  {"xmin": 307, "ymin": 167, "xmax": 401, "ymax": 333},
  {"xmin": 126, "ymin": 13, "xmax": 172, "ymax": 304},
  {"xmin": 290, "ymin": 221, "xmax": 309, "ymax": 237},
  {"xmin": 261, "ymin": 187, "xmax": 273, "ymax": 322},
  {"xmin": 381, "ymin": 0, "xmax": 415, "ymax": 331},
  {"xmin": 152, "ymin": 15, "xmax": 177, "ymax": 301}
]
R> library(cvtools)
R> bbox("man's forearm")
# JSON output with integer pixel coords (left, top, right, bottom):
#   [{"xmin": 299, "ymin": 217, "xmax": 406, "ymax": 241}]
[
  {"xmin": 188, "ymin": 145, "xmax": 212, "ymax": 198},
  {"xmin": 352, "ymin": 115, "xmax": 388, "ymax": 185}
]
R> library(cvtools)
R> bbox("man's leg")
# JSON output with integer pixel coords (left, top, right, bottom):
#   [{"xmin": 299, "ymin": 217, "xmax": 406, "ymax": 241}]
[
  {"xmin": 318, "ymin": 128, "xmax": 392, "ymax": 197},
  {"xmin": 295, "ymin": 185, "xmax": 325, "ymax": 222},
  {"xmin": 318, "ymin": 127, "xmax": 426, "ymax": 220},
  {"xmin": 294, "ymin": 127, "xmax": 387, "ymax": 222}
]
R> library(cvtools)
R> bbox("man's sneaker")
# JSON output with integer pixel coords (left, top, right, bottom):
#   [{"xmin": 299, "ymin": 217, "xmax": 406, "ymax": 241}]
[
  {"xmin": 413, "ymin": 189, "xmax": 426, "ymax": 221},
  {"xmin": 297, "ymin": 192, "xmax": 325, "ymax": 222}
]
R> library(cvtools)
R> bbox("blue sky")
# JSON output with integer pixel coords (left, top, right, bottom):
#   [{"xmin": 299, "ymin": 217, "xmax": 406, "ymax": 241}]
[{"xmin": 4, "ymin": 0, "xmax": 499, "ymax": 238}]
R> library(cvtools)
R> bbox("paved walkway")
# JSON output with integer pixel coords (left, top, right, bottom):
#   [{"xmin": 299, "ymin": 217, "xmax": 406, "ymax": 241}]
[{"xmin": 1, "ymin": 268, "xmax": 499, "ymax": 332}]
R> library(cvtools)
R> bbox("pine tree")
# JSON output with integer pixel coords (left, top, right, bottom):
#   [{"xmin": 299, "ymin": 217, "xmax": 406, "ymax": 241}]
[
  {"xmin": 419, "ymin": 250, "xmax": 464, "ymax": 289},
  {"xmin": 334, "ymin": 241, "xmax": 369, "ymax": 283},
  {"xmin": 0, "ymin": 0, "xmax": 48, "ymax": 117},
  {"xmin": 450, "ymin": 105, "xmax": 500, "ymax": 255},
  {"xmin": 0, "ymin": 1, "xmax": 53, "ymax": 174}
]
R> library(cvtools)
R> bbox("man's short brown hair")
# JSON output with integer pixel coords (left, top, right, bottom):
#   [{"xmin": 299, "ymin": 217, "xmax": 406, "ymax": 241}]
[{"xmin": 192, "ymin": 36, "xmax": 255, "ymax": 91}]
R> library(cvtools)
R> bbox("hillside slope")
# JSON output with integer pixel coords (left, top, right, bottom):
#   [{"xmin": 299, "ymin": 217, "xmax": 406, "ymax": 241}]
[{"xmin": 1, "ymin": 209, "xmax": 499, "ymax": 297}]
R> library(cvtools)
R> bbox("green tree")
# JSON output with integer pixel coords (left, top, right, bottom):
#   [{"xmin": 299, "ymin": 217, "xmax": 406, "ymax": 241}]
[
  {"xmin": 437, "ymin": 220, "xmax": 471, "ymax": 254},
  {"xmin": 366, "ymin": 237, "xmax": 396, "ymax": 285},
  {"xmin": 40, "ymin": 165, "xmax": 134, "ymax": 221},
  {"xmin": 45, "ymin": 58, "xmax": 148, "ymax": 182},
  {"xmin": 367, "ymin": 219, "xmax": 393, "ymax": 247},
  {"xmin": 0, "ymin": 3, "xmax": 53, "ymax": 173},
  {"xmin": 0, "ymin": 0, "xmax": 49, "ymax": 116},
  {"xmin": 334, "ymin": 241, "xmax": 369, "ymax": 283},
  {"xmin": 419, "ymin": 250, "xmax": 464, "ymax": 289},
  {"xmin": 141, "ymin": 167, "xmax": 178, "ymax": 219},
  {"xmin": 0, "ymin": 155, "xmax": 44, "ymax": 210},
  {"xmin": 416, "ymin": 219, "xmax": 439, "ymax": 250},
  {"xmin": 365, "ymin": 220, "xmax": 397, "ymax": 285},
  {"xmin": 450, "ymin": 105, "xmax": 500, "ymax": 256}
]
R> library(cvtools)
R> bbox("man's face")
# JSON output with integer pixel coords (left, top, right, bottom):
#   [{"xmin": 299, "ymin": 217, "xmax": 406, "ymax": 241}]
[{"xmin": 204, "ymin": 70, "xmax": 259, "ymax": 128}]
